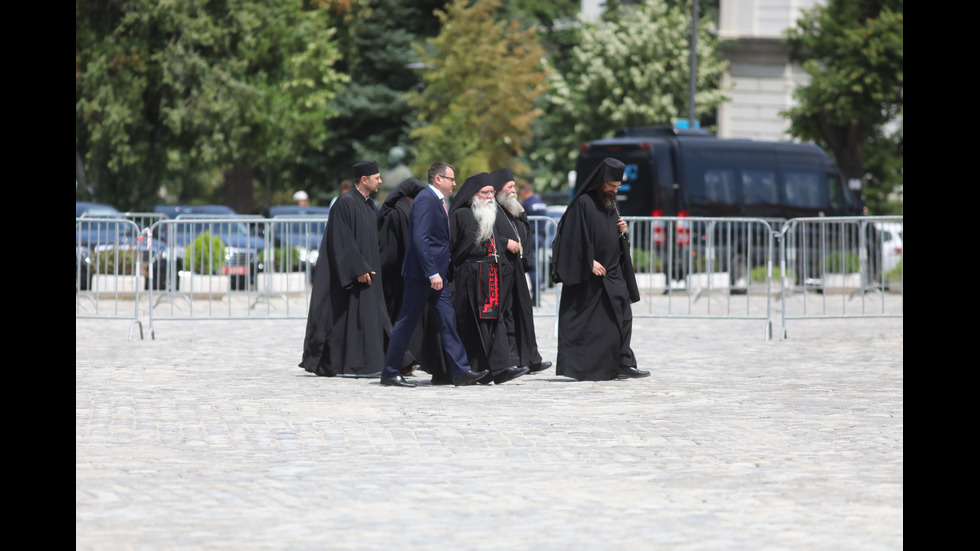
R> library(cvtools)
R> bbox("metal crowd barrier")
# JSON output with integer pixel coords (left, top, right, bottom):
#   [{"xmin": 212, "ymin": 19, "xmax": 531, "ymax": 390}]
[
  {"xmin": 525, "ymin": 215, "xmax": 559, "ymax": 311},
  {"xmin": 619, "ymin": 216, "xmax": 781, "ymax": 339},
  {"xmin": 76, "ymin": 213, "xmax": 902, "ymax": 341},
  {"xmin": 75, "ymin": 216, "xmax": 149, "ymax": 340},
  {"xmin": 777, "ymin": 216, "xmax": 903, "ymax": 339},
  {"xmin": 144, "ymin": 216, "xmax": 321, "ymax": 337}
]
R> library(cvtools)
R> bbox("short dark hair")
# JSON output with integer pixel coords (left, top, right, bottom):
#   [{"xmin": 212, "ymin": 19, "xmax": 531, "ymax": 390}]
[
  {"xmin": 519, "ymin": 181, "xmax": 535, "ymax": 194},
  {"xmin": 428, "ymin": 162, "xmax": 454, "ymax": 185}
]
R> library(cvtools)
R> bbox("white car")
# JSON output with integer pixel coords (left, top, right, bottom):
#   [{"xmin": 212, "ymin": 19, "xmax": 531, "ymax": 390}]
[{"xmin": 874, "ymin": 222, "xmax": 903, "ymax": 273}]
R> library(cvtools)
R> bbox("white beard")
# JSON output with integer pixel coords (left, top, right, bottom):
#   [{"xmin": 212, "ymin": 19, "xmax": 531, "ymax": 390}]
[
  {"xmin": 471, "ymin": 198, "xmax": 497, "ymax": 243},
  {"xmin": 497, "ymin": 191, "xmax": 522, "ymax": 218}
]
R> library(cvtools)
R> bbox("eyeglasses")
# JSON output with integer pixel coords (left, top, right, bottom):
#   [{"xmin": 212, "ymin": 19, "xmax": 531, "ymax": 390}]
[
  {"xmin": 477, "ymin": 189, "xmax": 496, "ymax": 197},
  {"xmin": 440, "ymin": 174, "xmax": 456, "ymax": 182}
]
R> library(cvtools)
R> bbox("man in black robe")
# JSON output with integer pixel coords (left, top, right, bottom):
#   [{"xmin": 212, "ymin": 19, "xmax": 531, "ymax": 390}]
[
  {"xmin": 489, "ymin": 167, "xmax": 551, "ymax": 374},
  {"xmin": 449, "ymin": 172, "xmax": 529, "ymax": 385},
  {"xmin": 551, "ymin": 157, "xmax": 649, "ymax": 381},
  {"xmin": 378, "ymin": 177, "xmax": 449, "ymax": 380},
  {"xmin": 300, "ymin": 160, "xmax": 391, "ymax": 377}
]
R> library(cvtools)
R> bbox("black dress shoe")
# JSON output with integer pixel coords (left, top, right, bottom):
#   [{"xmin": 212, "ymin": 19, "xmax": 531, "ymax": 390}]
[
  {"xmin": 528, "ymin": 361, "xmax": 552, "ymax": 373},
  {"xmin": 453, "ymin": 369, "xmax": 489, "ymax": 386},
  {"xmin": 493, "ymin": 366, "xmax": 530, "ymax": 385},
  {"xmin": 616, "ymin": 366, "xmax": 650, "ymax": 380},
  {"xmin": 380, "ymin": 374, "xmax": 417, "ymax": 388}
]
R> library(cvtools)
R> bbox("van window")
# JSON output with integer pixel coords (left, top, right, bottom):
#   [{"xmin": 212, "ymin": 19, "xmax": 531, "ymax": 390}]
[
  {"xmin": 783, "ymin": 170, "xmax": 828, "ymax": 209},
  {"xmin": 742, "ymin": 169, "xmax": 779, "ymax": 207},
  {"xmin": 690, "ymin": 168, "xmax": 738, "ymax": 208}
]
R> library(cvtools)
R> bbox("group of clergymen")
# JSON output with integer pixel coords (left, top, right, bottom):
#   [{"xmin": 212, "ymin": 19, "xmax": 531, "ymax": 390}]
[{"xmin": 299, "ymin": 157, "xmax": 650, "ymax": 388}]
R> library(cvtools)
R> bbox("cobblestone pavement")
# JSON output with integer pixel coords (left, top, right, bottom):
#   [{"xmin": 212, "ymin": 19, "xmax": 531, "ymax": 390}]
[{"xmin": 77, "ymin": 301, "xmax": 903, "ymax": 550}]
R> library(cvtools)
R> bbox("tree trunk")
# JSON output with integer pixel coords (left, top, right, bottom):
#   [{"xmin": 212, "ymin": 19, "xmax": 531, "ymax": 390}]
[
  {"xmin": 819, "ymin": 117, "xmax": 867, "ymax": 186},
  {"xmin": 224, "ymin": 162, "xmax": 254, "ymax": 214}
]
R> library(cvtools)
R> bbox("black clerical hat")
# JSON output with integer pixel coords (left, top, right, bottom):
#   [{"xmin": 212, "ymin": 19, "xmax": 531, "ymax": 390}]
[
  {"xmin": 353, "ymin": 160, "xmax": 380, "ymax": 179},
  {"xmin": 490, "ymin": 168, "xmax": 514, "ymax": 191}
]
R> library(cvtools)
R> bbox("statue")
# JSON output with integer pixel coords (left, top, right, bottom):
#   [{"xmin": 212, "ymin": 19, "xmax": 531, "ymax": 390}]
[{"xmin": 381, "ymin": 146, "xmax": 413, "ymax": 197}]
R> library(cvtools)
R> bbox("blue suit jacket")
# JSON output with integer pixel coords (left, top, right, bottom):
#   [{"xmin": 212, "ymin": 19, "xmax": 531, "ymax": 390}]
[{"xmin": 403, "ymin": 186, "xmax": 453, "ymax": 281}]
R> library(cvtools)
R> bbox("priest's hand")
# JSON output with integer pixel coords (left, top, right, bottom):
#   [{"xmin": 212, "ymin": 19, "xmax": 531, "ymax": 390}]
[
  {"xmin": 592, "ymin": 260, "xmax": 606, "ymax": 277},
  {"xmin": 430, "ymin": 274, "xmax": 444, "ymax": 291},
  {"xmin": 507, "ymin": 239, "xmax": 520, "ymax": 254},
  {"xmin": 357, "ymin": 271, "xmax": 375, "ymax": 285},
  {"xmin": 617, "ymin": 218, "xmax": 627, "ymax": 235}
]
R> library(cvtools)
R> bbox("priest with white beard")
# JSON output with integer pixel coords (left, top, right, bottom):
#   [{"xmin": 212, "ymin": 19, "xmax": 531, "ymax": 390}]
[
  {"xmin": 490, "ymin": 168, "xmax": 552, "ymax": 375},
  {"xmin": 448, "ymin": 172, "xmax": 529, "ymax": 385}
]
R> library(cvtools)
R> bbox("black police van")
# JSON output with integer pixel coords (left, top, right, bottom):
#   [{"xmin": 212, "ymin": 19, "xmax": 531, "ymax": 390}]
[
  {"xmin": 575, "ymin": 125, "xmax": 862, "ymax": 219},
  {"xmin": 574, "ymin": 126, "xmax": 867, "ymax": 285}
]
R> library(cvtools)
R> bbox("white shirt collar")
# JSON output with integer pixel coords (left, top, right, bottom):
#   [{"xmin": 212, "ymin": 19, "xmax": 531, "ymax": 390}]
[{"xmin": 428, "ymin": 184, "xmax": 446, "ymax": 201}]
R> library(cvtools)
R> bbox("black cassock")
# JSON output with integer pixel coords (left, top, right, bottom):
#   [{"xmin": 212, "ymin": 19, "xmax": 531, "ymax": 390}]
[
  {"xmin": 377, "ymin": 180, "xmax": 449, "ymax": 378},
  {"xmin": 300, "ymin": 188, "xmax": 391, "ymax": 376},
  {"xmin": 449, "ymin": 206, "xmax": 511, "ymax": 377},
  {"xmin": 493, "ymin": 204, "xmax": 543, "ymax": 368},
  {"xmin": 551, "ymin": 193, "xmax": 637, "ymax": 381}
]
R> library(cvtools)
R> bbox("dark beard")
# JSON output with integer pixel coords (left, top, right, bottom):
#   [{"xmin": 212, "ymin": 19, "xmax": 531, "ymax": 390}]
[{"xmin": 593, "ymin": 189, "xmax": 618, "ymax": 212}]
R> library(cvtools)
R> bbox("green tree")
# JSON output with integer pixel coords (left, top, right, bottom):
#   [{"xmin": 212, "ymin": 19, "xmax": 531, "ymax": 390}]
[
  {"xmin": 529, "ymin": 0, "xmax": 729, "ymax": 190},
  {"xmin": 321, "ymin": 0, "xmax": 446, "ymax": 197},
  {"xmin": 76, "ymin": 0, "xmax": 346, "ymax": 212},
  {"xmin": 783, "ymin": 0, "xmax": 903, "ymax": 214},
  {"xmin": 76, "ymin": 0, "xmax": 168, "ymax": 209},
  {"xmin": 862, "ymin": 120, "xmax": 903, "ymax": 214},
  {"xmin": 407, "ymin": 0, "xmax": 550, "ymax": 180}
]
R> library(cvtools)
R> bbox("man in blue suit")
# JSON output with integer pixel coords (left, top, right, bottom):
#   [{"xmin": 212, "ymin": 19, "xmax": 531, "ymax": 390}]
[{"xmin": 379, "ymin": 161, "xmax": 490, "ymax": 388}]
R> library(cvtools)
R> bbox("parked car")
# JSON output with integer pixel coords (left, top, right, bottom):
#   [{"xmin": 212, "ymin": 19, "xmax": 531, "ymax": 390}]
[
  {"xmin": 262, "ymin": 206, "xmax": 330, "ymax": 276},
  {"xmin": 76, "ymin": 201, "xmax": 127, "ymax": 248},
  {"xmin": 153, "ymin": 205, "xmax": 266, "ymax": 290},
  {"xmin": 264, "ymin": 205, "xmax": 330, "ymax": 217},
  {"xmin": 76, "ymin": 201, "xmax": 120, "ymax": 218},
  {"xmin": 874, "ymin": 222, "xmax": 903, "ymax": 274},
  {"xmin": 76, "ymin": 202, "xmax": 169, "ymax": 290}
]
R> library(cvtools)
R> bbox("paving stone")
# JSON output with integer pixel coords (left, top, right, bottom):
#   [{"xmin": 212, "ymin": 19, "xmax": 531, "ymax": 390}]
[{"xmin": 77, "ymin": 298, "xmax": 902, "ymax": 550}]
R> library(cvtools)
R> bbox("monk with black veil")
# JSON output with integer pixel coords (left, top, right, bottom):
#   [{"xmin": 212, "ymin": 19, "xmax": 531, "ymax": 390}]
[
  {"xmin": 448, "ymin": 172, "xmax": 529, "ymax": 385},
  {"xmin": 550, "ymin": 157, "xmax": 650, "ymax": 381},
  {"xmin": 300, "ymin": 161, "xmax": 391, "ymax": 377}
]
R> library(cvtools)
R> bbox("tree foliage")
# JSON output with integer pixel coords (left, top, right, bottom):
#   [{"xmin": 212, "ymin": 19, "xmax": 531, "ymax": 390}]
[
  {"xmin": 323, "ymin": 0, "xmax": 445, "ymax": 196},
  {"xmin": 529, "ymin": 0, "xmax": 729, "ymax": 190},
  {"xmin": 76, "ymin": 0, "xmax": 346, "ymax": 211},
  {"xmin": 783, "ymin": 0, "xmax": 903, "ymax": 214},
  {"xmin": 407, "ymin": 0, "xmax": 550, "ymax": 180}
]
